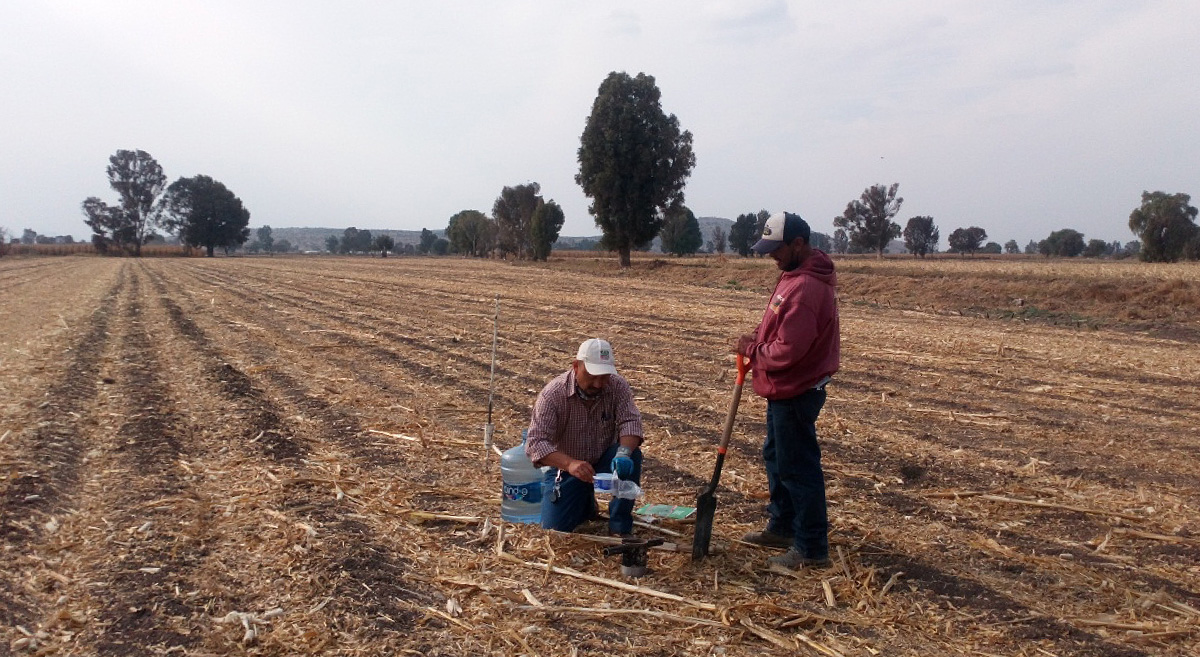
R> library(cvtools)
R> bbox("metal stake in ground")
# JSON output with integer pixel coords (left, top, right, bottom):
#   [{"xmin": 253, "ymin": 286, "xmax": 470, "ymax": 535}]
[
  {"xmin": 484, "ymin": 294, "xmax": 499, "ymax": 458},
  {"xmin": 692, "ymin": 353, "xmax": 749, "ymax": 560}
]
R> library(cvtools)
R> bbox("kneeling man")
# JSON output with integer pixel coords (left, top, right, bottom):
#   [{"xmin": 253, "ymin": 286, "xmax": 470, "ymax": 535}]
[{"xmin": 525, "ymin": 338, "xmax": 644, "ymax": 536}]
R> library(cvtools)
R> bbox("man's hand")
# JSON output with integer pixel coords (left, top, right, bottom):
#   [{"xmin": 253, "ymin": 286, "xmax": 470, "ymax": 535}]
[
  {"xmin": 736, "ymin": 333, "xmax": 756, "ymax": 357},
  {"xmin": 611, "ymin": 446, "xmax": 634, "ymax": 478},
  {"xmin": 567, "ymin": 459, "xmax": 595, "ymax": 483}
]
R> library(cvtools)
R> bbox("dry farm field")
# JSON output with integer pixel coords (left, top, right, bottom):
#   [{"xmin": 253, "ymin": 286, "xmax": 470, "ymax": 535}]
[{"xmin": 2, "ymin": 254, "xmax": 1199, "ymax": 656}]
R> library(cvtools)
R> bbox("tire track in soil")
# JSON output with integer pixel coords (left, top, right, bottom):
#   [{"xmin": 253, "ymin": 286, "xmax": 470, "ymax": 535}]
[
  {"xmin": 0, "ymin": 267, "xmax": 123, "ymax": 634},
  {"xmin": 152, "ymin": 264, "xmax": 423, "ymax": 467},
  {"xmin": 143, "ymin": 268, "xmax": 306, "ymax": 462},
  {"xmin": 140, "ymin": 263, "xmax": 435, "ymax": 643},
  {"xmin": 84, "ymin": 270, "xmax": 209, "ymax": 655}
]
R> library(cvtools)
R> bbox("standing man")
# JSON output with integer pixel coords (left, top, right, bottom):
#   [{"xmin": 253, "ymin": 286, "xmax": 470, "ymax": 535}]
[
  {"xmin": 736, "ymin": 211, "xmax": 840, "ymax": 569},
  {"xmin": 526, "ymin": 339, "xmax": 645, "ymax": 537}
]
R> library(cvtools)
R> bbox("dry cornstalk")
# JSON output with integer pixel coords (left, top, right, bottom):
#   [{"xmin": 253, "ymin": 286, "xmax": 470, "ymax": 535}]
[
  {"xmin": 516, "ymin": 604, "xmax": 725, "ymax": 628},
  {"xmin": 736, "ymin": 618, "xmax": 796, "ymax": 650},
  {"xmin": 497, "ymin": 552, "xmax": 718, "ymax": 612},
  {"xmin": 740, "ymin": 617, "xmax": 845, "ymax": 657},
  {"xmin": 822, "ymin": 579, "xmax": 836, "ymax": 608},
  {"xmin": 977, "ymin": 493, "xmax": 1144, "ymax": 521},
  {"xmin": 404, "ymin": 511, "xmax": 482, "ymax": 524},
  {"xmin": 562, "ymin": 532, "xmax": 683, "ymax": 552},
  {"xmin": 509, "ymin": 629, "xmax": 540, "ymax": 657},
  {"xmin": 1072, "ymin": 618, "xmax": 1170, "ymax": 632},
  {"xmin": 924, "ymin": 491, "xmax": 1145, "ymax": 521},
  {"xmin": 878, "ymin": 571, "xmax": 904, "ymax": 600},
  {"xmin": 1113, "ymin": 528, "xmax": 1200, "ymax": 544},
  {"xmin": 368, "ymin": 428, "xmax": 479, "ymax": 447}
]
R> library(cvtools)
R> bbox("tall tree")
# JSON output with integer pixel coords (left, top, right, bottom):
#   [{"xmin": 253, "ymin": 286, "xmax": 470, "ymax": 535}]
[
  {"xmin": 1128, "ymin": 191, "xmax": 1198, "ymax": 262},
  {"xmin": 902, "ymin": 216, "xmax": 939, "ymax": 258},
  {"xmin": 340, "ymin": 227, "xmax": 361, "ymax": 254},
  {"xmin": 493, "ymin": 183, "xmax": 542, "ymax": 258},
  {"xmin": 1083, "ymin": 239, "xmax": 1110, "ymax": 258},
  {"xmin": 446, "ymin": 210, "xmax": 496, "ymax": 257},
  {"xmin": 159, "ymin": 175, "xmax": 250, "ymax": 257},
  {"xmin": 947, "ymin": 226, "xmax": 988, "ymax": 256},
  {"xmin": 418, "ymin": 228, "xmax": 437, "ymax": 254},
  {"xmin": 354, "ymin": 229, "xmax": 374, "ymax": 253},
  {"xmin": 1039, "ymin": 228, "xmax": 1086, "ymax": 257},
  {"xmin": 374, "ymin": 233, "xmax": 395, "ymax": 257},
  {"xmin": 832, "ymin": 229, "xmax": 849, "ymax": 254},
  {"xmin": 710, "ymin": 225, "xmax": 727, "ymax": 254},
  {"xmin": 834, "ymin": 183, "xmax": 903, "ymax": 258},
  {"xmin": 82, "ymin": 149, "xmax": 167, "ymax": 256},
  {"xmin": 659, "ymin": 205, "xmax": 703, "ymax": 256},
  {"xmin": 256, "ymin": 225, "xmax": 274, "ymax": 255},
  {"xmin": 1004, "ymin": 239, "xmax": 1020, "ymax": 254},
  {"xmin": 529, "ymin": 199, "xmax": 565, "ymax": 261},
  {"xmin": 325, "ymin": 234, "xmax": 340, "ymax": 253},
  {"xmin": 728, "ymin": 213, "xmax": 758, "ymax": 257},
  {"xmin": 576, "ymin": 71, "xmax": 695, "ymax": 267}
]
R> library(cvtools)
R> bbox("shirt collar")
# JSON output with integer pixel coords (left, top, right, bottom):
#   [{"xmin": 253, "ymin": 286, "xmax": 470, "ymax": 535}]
[{"xmin": 565, "ymin": 366, "xmax": 599, "ymax": 400}]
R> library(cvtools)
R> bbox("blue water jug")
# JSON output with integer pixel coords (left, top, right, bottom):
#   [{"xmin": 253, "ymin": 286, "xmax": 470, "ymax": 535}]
[{"xmin": 501, "ymin": 430, "xmax": 543, "ymax": 524}]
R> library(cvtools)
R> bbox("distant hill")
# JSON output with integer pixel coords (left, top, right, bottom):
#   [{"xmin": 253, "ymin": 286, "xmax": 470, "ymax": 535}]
[{"xmin": 268, "ymin": 216, "xmax": 736, "ymax": 253}]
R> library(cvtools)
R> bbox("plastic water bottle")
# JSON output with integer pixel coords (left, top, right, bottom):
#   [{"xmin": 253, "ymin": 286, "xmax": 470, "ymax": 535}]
[
  {"xmin": 612, "ymin": 479, "xmax": 644, "ymax": 500},
  {"xmin": 594, "ymin": 475, "xmax": 644, "ymax": 500},
  {"xmin": 501, "ymin": 430, "xmax": 543, "ymax": 524}
]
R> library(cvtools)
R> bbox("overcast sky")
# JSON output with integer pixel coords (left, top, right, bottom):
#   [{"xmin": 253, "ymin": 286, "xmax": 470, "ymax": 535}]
[{"xmin": 3, "ymin": 1, "xmax": 1198, "ymax": 247}]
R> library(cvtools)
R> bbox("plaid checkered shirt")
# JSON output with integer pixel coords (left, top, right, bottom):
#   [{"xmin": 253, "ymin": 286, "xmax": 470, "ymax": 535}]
[{"xmin": 525, "ymin": 368, "xmax": 643, "ymax": 467}]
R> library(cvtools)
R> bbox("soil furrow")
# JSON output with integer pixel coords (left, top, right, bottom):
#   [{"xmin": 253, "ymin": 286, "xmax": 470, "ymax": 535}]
[
  {"xmin": 138, "ymin": 261, "xmax": 437, "ymax": 647},
  {"xmin": 142, "ymin": 267, "xmax": 307, "ymax": 462},
  {"xmin": 69, "ymin": 271, "xmax": 211, "ymax": 655},
  {"xmin": 0, "ymin": 268, "xmax": 123, "ymax": 641}
]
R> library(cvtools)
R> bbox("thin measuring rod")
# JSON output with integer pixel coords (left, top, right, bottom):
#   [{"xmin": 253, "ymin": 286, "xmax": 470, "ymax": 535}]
[{"xmin": 487, "ymin": 294, "xmax": 499, "ymax": 424}]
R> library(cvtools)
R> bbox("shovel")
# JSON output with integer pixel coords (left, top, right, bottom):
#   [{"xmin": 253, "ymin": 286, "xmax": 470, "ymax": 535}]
[{"xmin": 692, "ymin": 353, "xmax": 749, "ymax": 560}]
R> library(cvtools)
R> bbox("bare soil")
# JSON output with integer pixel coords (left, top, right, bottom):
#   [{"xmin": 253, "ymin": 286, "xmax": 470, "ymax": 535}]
[{"xmin": 2, "ymin": 254, "xmax": 1198, "ymax": 656}]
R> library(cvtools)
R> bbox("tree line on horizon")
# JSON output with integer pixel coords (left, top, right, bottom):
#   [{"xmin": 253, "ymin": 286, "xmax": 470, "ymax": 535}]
[{"xmin": 6, "ymin": 72, "xmax": 1198, "ymax": 263}]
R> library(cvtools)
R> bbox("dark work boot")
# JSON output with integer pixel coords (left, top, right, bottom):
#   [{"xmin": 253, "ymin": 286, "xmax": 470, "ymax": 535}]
[{"xmin": 741, "ymin": 529, "xmax": 792, "ymax": 548}]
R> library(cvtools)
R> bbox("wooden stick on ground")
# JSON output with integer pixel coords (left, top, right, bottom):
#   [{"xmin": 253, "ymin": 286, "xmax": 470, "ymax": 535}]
[{"xmin": 497, "ymin": 552, "xmax": 718, "ymax": 612}]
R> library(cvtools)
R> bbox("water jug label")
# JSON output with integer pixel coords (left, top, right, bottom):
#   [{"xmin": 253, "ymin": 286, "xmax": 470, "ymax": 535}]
[{"xmin": 503, "ymin": 481, "xmax": 543, "ymax": 505}]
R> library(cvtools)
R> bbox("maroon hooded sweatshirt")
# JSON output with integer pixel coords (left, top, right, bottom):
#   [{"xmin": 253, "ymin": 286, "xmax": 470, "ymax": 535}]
[{"xmin": 745, "ymin": 249, "xmax": 840, "ymax": 400}]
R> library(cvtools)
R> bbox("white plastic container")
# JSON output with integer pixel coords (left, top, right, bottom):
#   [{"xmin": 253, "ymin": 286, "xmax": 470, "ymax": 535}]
[
  {"xmin": 500, "ymin": 430, "xmax": 543, "ymax": 524},
  {"xmin": 593, "ymin": 473, "xmax": 616, "ymax": 494}
]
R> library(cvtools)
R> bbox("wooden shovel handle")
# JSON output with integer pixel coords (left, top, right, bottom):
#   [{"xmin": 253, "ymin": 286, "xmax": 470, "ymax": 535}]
[{"xmin": 717, "ymin": 354, "xmax": 749, "ymax": 457}]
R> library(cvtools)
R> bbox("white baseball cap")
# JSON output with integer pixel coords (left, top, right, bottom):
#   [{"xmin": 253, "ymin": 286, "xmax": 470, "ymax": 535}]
[
  {"xmin": 576, "ymin": 338, "xmax": 618, "ymax": 376},
  {"xmin": 752, "ymin": 211, "xmax": 812, "ymax": 254}
]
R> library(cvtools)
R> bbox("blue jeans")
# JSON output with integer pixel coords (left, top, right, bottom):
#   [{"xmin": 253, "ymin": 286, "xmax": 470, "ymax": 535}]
[
  {"xmin": 540, "ymin": 443, "xmax": 642, "ymax": 535},
  {"xmin": 763, "ymin": 389, "xmax": 829, "ymax": 560}
]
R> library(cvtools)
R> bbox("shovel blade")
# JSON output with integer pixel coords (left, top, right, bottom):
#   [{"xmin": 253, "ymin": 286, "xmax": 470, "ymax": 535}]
[{"xmin": 691, "ymin": 488, "xmax": 717, "ymax": 560}]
